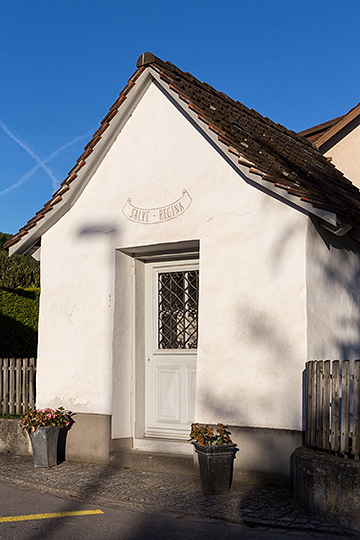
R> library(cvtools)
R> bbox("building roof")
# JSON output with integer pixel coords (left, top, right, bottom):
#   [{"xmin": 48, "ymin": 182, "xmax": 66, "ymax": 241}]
[
  {"xmin": 300, "ymin": 102, "xmax": 360, "ymax": 148},
  {"xmin": 298, "ymin": 116, "xmax": 345, "ymax": 144},
  {"xmin": 6, "ymin": 52, "xmax": 360, "ymax": 252}
]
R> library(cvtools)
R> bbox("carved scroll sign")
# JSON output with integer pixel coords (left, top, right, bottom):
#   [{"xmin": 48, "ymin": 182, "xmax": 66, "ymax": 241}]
[{"xmin": 123, "ymin": 190, "xmax": 192, "ymax": 224}]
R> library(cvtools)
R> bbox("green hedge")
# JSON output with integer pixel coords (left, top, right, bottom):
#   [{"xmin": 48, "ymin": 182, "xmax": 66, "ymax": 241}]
[
  {"xmin": 0, "ymin": 233, "xmax": 40, "ymax": 357},
  {"xmin": 0, "ymin": 251, "xmax": 40, "ymax": 289},
  {"xmin": 0, "ymin": 287, "xmax": 40, "ymax": 357}
]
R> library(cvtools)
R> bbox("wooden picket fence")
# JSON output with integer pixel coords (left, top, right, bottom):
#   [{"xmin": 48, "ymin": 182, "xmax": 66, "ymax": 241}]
[
  {"xmin": 0, "ymin": 357, "xmax": 36, "ymax": 415},
  {"xmin": 305, "ymin": 360, "xmax": 360, "ymax": 458}
]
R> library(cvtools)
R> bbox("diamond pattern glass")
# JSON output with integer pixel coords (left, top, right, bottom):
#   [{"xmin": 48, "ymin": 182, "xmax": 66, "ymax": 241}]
[{"xmin": 158, "ymin": 270, "xmax": 199, "ymax": 349}]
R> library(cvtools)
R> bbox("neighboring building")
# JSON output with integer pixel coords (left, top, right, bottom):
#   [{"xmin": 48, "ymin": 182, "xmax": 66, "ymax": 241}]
[
  {"xmin": 300, "ymin": 102, "xmax": 360, "ymax": 189},
  {"xmin": 6, "ymin": 53, "xmax": 360, "ymax": 481}
]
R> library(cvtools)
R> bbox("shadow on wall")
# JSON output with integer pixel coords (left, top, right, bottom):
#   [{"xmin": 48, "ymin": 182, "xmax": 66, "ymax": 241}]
[
  {"xmin": 308, "ymin": 219, "xmax": 360, "ymax": 361},
  {"xmin": 77, "ymin": 224, "xmax": 118, "ymax": 237},
  {"xmin": 197, "ymin": 293, "xmax": 303, "ymax": 485},
  {"xmin": 196, "ymin": 217, "xmax": 360, "ymax": 482}
]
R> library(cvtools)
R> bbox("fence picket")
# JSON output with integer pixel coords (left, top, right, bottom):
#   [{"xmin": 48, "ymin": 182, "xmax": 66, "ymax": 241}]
[
  {"xmin": 2, "ymin": 359, "xmax": 9, "ymax": 414},
  {"xmin": 340, "ymin": 360, "xmax": 350, "ymax": 454},
  {"xmin": 315, "ymin": 361, "xmax": 323, "ymax": 448},
  {"xmin": 29, "ymin": 358, "xmax": 36, "ymax": 408},
  {"xmin": 310, "ymin": 361, "xmax": 316, "ymax": 446},
  {"xmin": 322, "ymin": 360, "xmax": 331, "ymax": 450},
  {"xmin": 353, "ymin": 360, "xmax": 360, "ymax": 458},
  {"xmin": 22, "ymin": 358, "xmax": 29, "ymax": 415},
  {"xmin": 15, "ymin": 358, "xmax": 22, "ymax": 416},
  {"xmin": 9, "ymin": 358, "xmax": 15, "ymax": 415},
  {"xmin": 305, "ymin": 361, "xmax": 312, "ymax": 445},
  {"xmin": 331, "ymin": 361, "xmax": 340, "ymax": 453}
]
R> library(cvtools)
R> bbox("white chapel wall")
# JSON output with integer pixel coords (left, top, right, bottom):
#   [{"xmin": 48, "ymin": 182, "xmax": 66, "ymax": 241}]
[{"xmin": 37, "ymin": 81, "xmax": 309, "ymax": 434}]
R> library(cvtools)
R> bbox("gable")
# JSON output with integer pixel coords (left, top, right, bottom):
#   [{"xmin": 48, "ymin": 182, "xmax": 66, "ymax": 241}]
[
  {"xmin": 43, "ymin": 80, "xmax": 306, "ymax": 250},
  {"xmin": 6, "ymin": 53, "xmax": 360, "ymax": 256},
  {"xmin": 323, "ymin": 122, "xmax": 360, "ymax": 190},
  {"xmin": 300, "ymin": 103, "xmax": 360, "ymax": 190}
]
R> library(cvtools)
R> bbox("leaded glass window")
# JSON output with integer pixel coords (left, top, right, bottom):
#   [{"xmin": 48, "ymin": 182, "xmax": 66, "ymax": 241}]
[{"xmin": 158, "ymin": 270, "xmax": 199, "ymax": 349}]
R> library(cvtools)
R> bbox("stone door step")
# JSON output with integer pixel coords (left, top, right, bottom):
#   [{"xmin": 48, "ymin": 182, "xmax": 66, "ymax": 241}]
[{"xmin": 110, "ymin": 449, "xmax": 196, "ymax": 476}]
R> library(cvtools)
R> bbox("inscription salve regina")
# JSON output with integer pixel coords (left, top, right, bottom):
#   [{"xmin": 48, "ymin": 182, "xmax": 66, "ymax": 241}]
[{"xmin": 122, "ymin": 190, "xmax": 192, "ymax": 224}]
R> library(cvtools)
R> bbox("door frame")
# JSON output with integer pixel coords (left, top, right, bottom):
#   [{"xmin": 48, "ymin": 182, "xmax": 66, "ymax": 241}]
[{"xmin": 144, "ymin": 259, "xmax": 199, "ymax": 439}]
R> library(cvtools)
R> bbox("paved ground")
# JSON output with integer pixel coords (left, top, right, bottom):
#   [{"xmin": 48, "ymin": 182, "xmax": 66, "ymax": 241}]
[{"xmin": 0, "ymin": 453, "xmax": 357, "ymax": 537}]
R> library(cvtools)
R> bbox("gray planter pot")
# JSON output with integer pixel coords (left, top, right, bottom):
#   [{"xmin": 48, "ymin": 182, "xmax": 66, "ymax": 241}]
[
  {"xmin": 193, "ymin": 442, "xmax": 238, "ymax": 494},
  {"xmin": 28, "ymin": 426, "xmax": 61, "ymax": 468}
]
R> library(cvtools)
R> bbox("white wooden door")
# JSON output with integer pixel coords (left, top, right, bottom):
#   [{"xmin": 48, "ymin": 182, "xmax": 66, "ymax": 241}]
[{"xmin": 145, "ymin": 261, "xmax": 199, "ymax": 439}]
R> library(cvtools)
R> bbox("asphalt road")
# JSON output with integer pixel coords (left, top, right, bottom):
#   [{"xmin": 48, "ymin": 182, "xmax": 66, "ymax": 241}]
[{"xmin": 0, "ymin": 480, "xmax": 354, "ymax": 540}]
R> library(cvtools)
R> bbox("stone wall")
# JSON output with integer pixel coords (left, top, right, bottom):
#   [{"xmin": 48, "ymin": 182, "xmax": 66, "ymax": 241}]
[
  {"xmin": 0, "ymin": 418, "xmax": 31, "ymax": 455},
  {"xmin": 294, "ymin": 446, "xmax": 360, "ymax": 532}
]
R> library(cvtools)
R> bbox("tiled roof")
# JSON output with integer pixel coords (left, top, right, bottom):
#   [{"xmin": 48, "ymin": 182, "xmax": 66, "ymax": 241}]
[{"xmin": 5, "ymin": 53, "xmax": 360, "ymax": 251}]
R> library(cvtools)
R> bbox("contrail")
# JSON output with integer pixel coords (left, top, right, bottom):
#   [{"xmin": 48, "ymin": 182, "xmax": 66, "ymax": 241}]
[
  {"xmin": 0, "ymin": 164, "xmax": 41, "ymax": 197},
  {"xmin": 0, "ymin": 121, "xmax": 96, "ymax": 196},
  {"xmin": 0, "ymin": 118, "xmax": 59, "ymax": 190}
]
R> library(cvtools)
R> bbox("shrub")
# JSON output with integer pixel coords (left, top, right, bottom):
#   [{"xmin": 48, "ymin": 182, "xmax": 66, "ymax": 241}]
[
  {"xmin": 0, "ymin": 287, "xmax": 40, "ymax": 357},
  {"xmin": 0, "ymin": 233, "xmax": 40, "ymax": 357}
]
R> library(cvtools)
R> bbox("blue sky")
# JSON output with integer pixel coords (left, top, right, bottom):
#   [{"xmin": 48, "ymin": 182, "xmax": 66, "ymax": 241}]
[{"xmin": 1, "ymin": 1, "xmax": 360, "ymax": 235}]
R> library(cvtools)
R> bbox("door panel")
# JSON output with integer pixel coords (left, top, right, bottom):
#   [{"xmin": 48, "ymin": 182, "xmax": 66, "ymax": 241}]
[
  {"xmin": 145, "ymin": 261, "xmax": 199, "ymax": 439},
  {"xmin": 156, "ymin": 366, "xmax": 180, "ymax": 422}
]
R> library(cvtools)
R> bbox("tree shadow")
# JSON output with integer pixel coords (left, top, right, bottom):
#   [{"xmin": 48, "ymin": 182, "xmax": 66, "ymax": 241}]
[{"xmin": 195, "ymin": 216, "xmax": 360, "ymax": 526}]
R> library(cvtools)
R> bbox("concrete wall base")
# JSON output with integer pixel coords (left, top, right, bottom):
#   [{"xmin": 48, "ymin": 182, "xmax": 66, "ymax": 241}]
[
  {"xmin": 0, "ymin": 414, "xmax": 111, "ymax": 466},
  {"xmin": 230, "ymin": 426, "xmax": 302, "ymax": 485},
  {"xmin": 0, "ymin": 418, "xmax": 31, "ymax": 455},
  {"xmin": 294, "ymin": 446, "xmax": 360, "ymax": 532},
  {"xmin": 110, "ymin": 426, "xmax": 302, "ymax": 485},
  {"xmin": 65, "ymin": 413, "xmax": 111, "ymax": 466}
]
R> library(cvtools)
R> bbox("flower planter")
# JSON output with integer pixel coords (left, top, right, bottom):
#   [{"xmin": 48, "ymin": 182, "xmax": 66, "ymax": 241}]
[
  {"xmin": 193, "ymin": 442, "xmax": 238, "ymax": 494},
  {"xmin": 28, "ymin": 426, "xmax": 61, "ymax": 468}
]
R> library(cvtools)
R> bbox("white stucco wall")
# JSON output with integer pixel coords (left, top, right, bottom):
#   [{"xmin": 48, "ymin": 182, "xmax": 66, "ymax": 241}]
[
  {"xmin": 37, "ymin": 80, "xmax": 309, "ymax": 433},
  {"xmin": 324, "ymin": 123, "xmax": 360, "ymax": 189},
  {"xmin": 306, "ymin": 219, "xmax": 360, "ymax": 360},
  {"xmin": 37, "ymin": 231, "xmax": 115, "ymax": 413}
]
